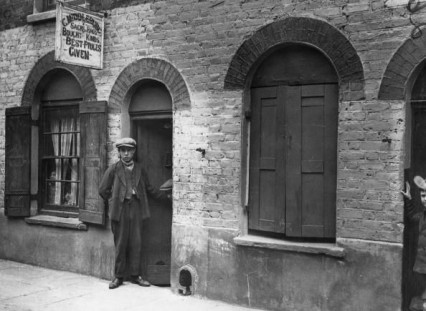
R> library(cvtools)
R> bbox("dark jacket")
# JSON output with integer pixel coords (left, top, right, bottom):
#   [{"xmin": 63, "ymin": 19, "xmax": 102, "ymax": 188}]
[
  {"xmin": 98, "ymin": 161, "xmax": 163, "ymax": 221},
  {"xmin": 406, "ymin": 199, "xmax": 426, "ymax": 274}
]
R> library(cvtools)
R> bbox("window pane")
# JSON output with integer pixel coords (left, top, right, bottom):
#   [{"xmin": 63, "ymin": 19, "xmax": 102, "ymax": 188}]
[
  {"xmin": 46, "ymin": 181, "xmax": 61, "ymax": 205},
  {"xmin": 43, "ymin": 110, "xmax": 79, "ymax": 157},
  {"xmin": 43, "ymin": 134, "xmax": 57, "ymax": 157},
  {"xmin": 43, "ymin": 0, "xmax": 56, "ymax": 11},
  {"xmin": 63, "ymin": 181, "xmax": 79, "ymax": 206},
  {"xmin": 46, "ymin": 181, "xmax": 78, "ymax": 206},
  {"xmin": 44, "ymin": 158, "xmax": 79, "ymax": 207},
  {"xmin": 41, "ymin": 106, "xmax": 80, "ymax": 210}
]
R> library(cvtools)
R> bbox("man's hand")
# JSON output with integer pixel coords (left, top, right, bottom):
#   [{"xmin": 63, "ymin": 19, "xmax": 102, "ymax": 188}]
[{"xmin": 401, "ymin": 181, "xmax": 412, "ymax": 200}]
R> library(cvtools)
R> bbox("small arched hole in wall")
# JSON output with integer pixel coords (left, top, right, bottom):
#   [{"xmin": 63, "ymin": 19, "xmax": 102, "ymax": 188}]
[
  {"xmin": 177, "ymin": 265, "xmax": 198, "ymax": 296},
  {"xmin": 178, "ymin": 268, "xmax": 192, "ymax": 296}
]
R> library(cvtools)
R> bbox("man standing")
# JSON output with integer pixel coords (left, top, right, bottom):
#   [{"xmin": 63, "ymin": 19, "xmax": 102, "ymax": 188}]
[
  {"xmin": 402, "ymin": 176, "xmax": 426, "ymax": 311},
  {"xmin": 99, "ymin": 137, "xmax": 169, "ymax": 289}
]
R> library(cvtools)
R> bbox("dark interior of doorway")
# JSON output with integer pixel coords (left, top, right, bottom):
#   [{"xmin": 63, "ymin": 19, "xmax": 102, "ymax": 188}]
[{"xmin": 134, "ymin": 118, "xmax": 172, "ymax": 286}]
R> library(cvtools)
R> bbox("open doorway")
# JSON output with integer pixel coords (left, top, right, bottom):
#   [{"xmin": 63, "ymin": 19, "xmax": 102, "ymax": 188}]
[
  {"xmin": 129, "ymin": 80, "xmax": 173, "ymax": 285},
  {"xmin": 404, "ymin": 64, "xmax": 426, "ymax": 310}
]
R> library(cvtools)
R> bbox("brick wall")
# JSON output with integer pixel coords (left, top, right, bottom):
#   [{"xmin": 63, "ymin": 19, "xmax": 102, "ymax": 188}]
[
  {"xmin": 337, "ymin": 100, "xmax": 405, "ymax": 242},
  {"xmin": 0, "ymin": 0, "xmax": 420, "ymax": 242}
]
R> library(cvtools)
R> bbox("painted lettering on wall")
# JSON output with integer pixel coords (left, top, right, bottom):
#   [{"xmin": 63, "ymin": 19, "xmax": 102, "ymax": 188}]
[{"xmin": 55, "ymin": 2, "xmax": 104, "ymax": 69}]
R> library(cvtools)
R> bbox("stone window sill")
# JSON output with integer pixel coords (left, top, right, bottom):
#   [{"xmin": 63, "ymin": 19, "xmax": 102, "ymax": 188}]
[
  {"xmin": 25, "ymin": 215, "xmax": 87, "ymax": 231},
  {"xmin": 234, "ymin": 235, "xmax": 345, "ymax": 258},
  {"xmin": 27, "ymin": 10, "xmax": 56, "ymax": 24}
]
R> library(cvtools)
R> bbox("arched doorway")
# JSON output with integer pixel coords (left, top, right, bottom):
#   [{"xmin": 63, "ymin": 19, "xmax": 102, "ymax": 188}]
[
  {"xmin": 248, "ymin": 44, "xmax": 338, "ymax": 239},
  {"xmin": 404, "ymin": 62, "xmax": 426, "ymax": 310},
  {"xmin": 129, "ymin": 79, "xmax": 173, "ymax": 285}
]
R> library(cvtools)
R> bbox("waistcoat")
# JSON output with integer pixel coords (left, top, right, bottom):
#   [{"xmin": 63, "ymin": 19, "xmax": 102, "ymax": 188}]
[{"xmin": 124, "ymin": 166, "xmax": 136, "ymax": 199}]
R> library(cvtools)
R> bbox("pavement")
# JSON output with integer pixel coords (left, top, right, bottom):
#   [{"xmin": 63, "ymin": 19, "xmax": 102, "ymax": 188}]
[{"xmin": 0, "ymin": 259, "xmax": 265, "ymax": 311}]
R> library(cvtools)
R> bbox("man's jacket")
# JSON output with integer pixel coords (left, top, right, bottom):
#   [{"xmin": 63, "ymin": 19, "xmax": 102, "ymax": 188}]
[
  {"xmin": 98, "ymin": 161, "xmax": 163, "ymax": 221},
  {"xmin": 405, "ymin": 199, "xmax": 426, "ymax": 274}
]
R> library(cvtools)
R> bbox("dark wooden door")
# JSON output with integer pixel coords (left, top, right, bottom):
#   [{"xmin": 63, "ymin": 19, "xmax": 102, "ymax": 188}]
[
  {"xmin": 135, "ymin": 118, "xmax": 172, "ymax": 285},
  {"xmin": 249, "ymin": 84, "xmax": 337, "ymax": 238}
]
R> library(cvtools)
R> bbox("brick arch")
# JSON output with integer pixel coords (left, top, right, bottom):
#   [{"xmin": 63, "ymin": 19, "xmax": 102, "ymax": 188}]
[
  {"xmin": 108, "ymin": 58, "xmax": 190, "ymax": 113},
  {"xmin": 22, "ymin": 51, "xmax": 96, "ymax": 106},
  {"xmin": 378, "ymin": 38, "xmax": 426, "ymax": 100},
  {"xmin": 224, "ymin": 17, "xmax": 365, "ymax": 100}
]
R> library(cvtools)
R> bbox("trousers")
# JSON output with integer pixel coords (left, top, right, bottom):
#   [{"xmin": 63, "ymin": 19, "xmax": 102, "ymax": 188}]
[{"xmin": 111, "ymin": 197, "xmax": 142, "ymax": 278}]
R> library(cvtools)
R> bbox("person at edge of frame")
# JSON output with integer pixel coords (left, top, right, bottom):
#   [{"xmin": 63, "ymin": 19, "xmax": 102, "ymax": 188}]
[
  {"xmin": 402, "ymin": 176, "xmax": 426, "ymax": 311},
  {"xmin": 99, "ymin": 137, "xmax": 171, "ymax": 290}
]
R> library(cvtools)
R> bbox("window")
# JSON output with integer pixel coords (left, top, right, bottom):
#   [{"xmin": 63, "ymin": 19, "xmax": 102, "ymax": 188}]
[
  {"xmin": 27, "ymin": 0, "xmax": 87, "ymax": 24},
  {"xmin": 34, "ymin": 0, "xmax": 86, "ymax": 13},
  {"xmin": 40, "ymin": 104, "xmax": 80, "ymax": 215},
  {"xmin": 5, "ymin": 69, "xmax": 107, "ymax": 226},
  {"xmin": 248, "ymin": 45, "xmax": 338, "ymax": 240},
  {"xmin": 43, "ymin": 0, "xmax": 56, "ymax": 11}
]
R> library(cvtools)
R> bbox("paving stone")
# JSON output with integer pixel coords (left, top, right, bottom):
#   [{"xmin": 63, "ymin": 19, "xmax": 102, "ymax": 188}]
[{"xmin": 0, "ymin": 260, "xmax": 263, "ymax": 311}]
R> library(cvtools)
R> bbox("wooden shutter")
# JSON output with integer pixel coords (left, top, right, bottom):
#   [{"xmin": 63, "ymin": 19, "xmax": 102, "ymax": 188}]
[
  {"xmin": 248, "ymin": 87, "xmax": 286, "ymax": 233},
  {"xmin": 285, "ymin": 84, "xmax": 337, "ymax": 238},
  {"xmin": 79, "ymin": 101, "xmax": 107, "ymax": 225},
  {"xmin": 285, "ymin": 86, "xmax": 302, "ymax": 236},
  {"xmin": 4, "ymin": 106, "xmax": 31, "ymax": 217}
]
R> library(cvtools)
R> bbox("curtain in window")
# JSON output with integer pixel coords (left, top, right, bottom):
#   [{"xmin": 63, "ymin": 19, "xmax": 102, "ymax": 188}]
[
  {"xmin": 50, "ymin": 119, "xmax": 61, "ymax": 205},
  {"xmin": 50, "ymin": 116, "xmax": 78, "ymax": 206},
  {"xmin": 71, "ymin": 118, "xmax": 80, "ymax": 206},
  {"xmin": 60, "ymin": 117, "xmax": 77, "ymax": 205}
]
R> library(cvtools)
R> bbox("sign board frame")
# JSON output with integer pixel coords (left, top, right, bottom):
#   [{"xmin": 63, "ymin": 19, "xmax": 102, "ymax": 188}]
[{"xmin": 55, "ymin": 1, "xmax": 104, "ymax": 70}]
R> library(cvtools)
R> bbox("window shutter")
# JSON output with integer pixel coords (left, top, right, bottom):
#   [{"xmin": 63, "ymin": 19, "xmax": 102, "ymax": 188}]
[
  {"xmin": 285, "ymin": 85, "xmax": 338, "ymax": 238},
  {"xmin": 4, "ymin": 107, "xmax": 31, "ymax": 217},
  {"xmin": 249, "ymin": 87, "xmax": 286, "ymax": 233},
  {"xmin": 79, "ymin": 101, "xmax": 107, "ymax": 225}
]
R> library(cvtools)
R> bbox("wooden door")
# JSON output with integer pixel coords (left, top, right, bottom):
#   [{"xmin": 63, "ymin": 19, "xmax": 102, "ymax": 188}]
[
  {"xmin": 135, "ymin": 118, "xmax": 172, "ymax": 285},
  {"xmin": 249, "ymin": 84, "xmax": 337, "ymax": 238}
]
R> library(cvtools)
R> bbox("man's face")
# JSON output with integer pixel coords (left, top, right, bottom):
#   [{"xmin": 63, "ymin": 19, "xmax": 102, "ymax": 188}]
[
  {"xmin": 421, "ymin": 190, "xmax": 426, "ymax": 208},
  {"xmin": 119, "ymin": 146, "xmax": 135, "ymax": 162}
]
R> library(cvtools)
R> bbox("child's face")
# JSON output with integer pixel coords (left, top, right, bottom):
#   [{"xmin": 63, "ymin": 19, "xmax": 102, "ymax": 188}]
[
  {"xmin": 421, "ymin": 190, "xmax": 426, "ymax": 208},
  {"xmin": 119, "ymin": 147, "xmax": 135, "ymax": 163}
]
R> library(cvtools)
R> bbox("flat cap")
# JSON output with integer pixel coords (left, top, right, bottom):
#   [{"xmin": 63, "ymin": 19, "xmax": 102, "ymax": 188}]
[
  {"xmin": 414, "ymin": 176, "xmax": 426, "ymax": 191},
  {"xmin": 116, "ymin": 137, "xmax": 136, "ymax": 149}
]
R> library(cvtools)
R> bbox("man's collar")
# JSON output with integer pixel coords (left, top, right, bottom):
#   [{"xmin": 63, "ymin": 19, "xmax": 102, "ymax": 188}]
[{"xmin": 121, "ymin": 159, "xmax": 134, "ymax": 169}]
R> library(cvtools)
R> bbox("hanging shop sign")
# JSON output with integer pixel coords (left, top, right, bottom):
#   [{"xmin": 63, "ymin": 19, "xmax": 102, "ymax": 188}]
[{"xmin": 55, "ymin": 1, "xmax": 104, "ymax": 69}]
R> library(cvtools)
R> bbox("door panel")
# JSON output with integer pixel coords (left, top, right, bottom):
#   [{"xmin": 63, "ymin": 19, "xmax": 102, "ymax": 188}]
[
  {"xmin": 301, "ymin": 95, "xmax": 325, "ymax": 237},
  {"xmin": 302, "ymin": 174, "xmax": 324, "ymax": 237},
  {"xmin": 135, "ymin": 119, "xmax": 172, "ymax": 285}
]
